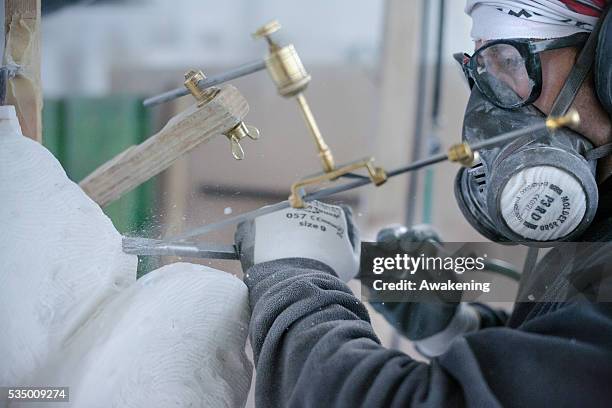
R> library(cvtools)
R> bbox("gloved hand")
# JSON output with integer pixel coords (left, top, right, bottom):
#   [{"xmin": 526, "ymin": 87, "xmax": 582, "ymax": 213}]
[
  {"xmin": 235, "ymin": 200, "xmax": 360, "ymax": 282},
  {"xmin": 376, "ymin": 223, "xmax": 442, "ymax": 255},
  {"xmin": 370, "ymin": 224, "xmax": 479, "ymax": 357}
]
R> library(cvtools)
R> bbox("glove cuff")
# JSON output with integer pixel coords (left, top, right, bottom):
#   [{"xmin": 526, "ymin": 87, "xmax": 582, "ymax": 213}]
[{"xmin": 413, "ymin": 303, "xmax": 480, "ymax": 358}]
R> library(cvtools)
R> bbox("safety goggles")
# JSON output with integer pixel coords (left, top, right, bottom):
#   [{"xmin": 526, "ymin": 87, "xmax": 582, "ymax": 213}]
[{"xmin": 454, "ymin": 33, "xmax": 588, "ymax": 109}]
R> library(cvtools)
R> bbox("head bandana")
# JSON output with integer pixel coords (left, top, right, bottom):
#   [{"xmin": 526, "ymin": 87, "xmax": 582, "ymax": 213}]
[{"xmin": 466, "ymin": 0, "xmax": 606, "ymax": 40}]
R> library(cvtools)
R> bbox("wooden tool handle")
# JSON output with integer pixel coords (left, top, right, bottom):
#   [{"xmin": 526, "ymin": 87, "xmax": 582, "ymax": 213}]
[{"xmin": 79, "ymin": 85, "xmax": 249, "ymax": 207}]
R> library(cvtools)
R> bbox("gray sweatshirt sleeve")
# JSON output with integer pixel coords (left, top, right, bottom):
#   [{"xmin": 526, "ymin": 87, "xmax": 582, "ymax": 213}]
[{"xmin": 244, "ymin": 258, "xmax": 612, "ymax": 408}]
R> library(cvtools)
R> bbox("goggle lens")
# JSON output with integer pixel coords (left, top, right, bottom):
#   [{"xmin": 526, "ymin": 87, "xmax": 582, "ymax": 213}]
[{"xmin": 473, "ymin": 43, "xmax": 535, "ymax": 108}]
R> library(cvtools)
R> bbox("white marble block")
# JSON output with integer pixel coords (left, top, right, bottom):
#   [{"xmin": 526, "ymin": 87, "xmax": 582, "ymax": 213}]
[{"xmin": 0, "ymin": 107, "xmax": 252, "ymax": 407}]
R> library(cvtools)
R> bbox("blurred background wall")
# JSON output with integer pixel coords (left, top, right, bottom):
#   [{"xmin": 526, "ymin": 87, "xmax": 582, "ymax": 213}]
[
  {"xmin": 41, "ymin": 0, "xmax": 486, "ymax": 241},
  {"xmin": 39, "ymin": 1, "xmax": 521, "ymax": 403}
]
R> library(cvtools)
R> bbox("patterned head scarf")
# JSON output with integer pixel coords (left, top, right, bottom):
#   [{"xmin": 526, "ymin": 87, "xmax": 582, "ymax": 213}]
[{"xmin": 466, "ymin": 0, "xmax": 608, "ymax": 40}]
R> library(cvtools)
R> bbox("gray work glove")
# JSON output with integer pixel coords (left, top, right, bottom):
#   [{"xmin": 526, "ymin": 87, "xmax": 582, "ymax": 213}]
[
  {"xmin": 370, "ymin": 225, "xmax": 479, "ymax": 357},
  {"xmin": 235, "ymin": 200, "xmax": 360, "ymax": 282},
  {"xmin": 376, "ymin": 224, "xmax": 442, "ymax": 254}
]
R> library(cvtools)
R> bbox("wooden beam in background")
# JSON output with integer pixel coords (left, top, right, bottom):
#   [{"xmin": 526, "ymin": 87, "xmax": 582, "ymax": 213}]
[{"xmin": 4, "ymin": 0, "xmax": 42, "ymax": 142}]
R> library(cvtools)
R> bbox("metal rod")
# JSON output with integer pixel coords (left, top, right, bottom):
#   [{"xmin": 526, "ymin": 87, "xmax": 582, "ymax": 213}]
[
  {"xmin": 471, "ymin": 122, "xmax": 548, "ymax": 150},
  {"xmin": 405, "ymin": 0, "xmax": 432, "ymax": 227},
  {"xmin": 165, "ymin": 118, "xmax": 557, "ymax": 242},
  {"xmin": 122, "ymin": 237, "xmax": 239, "ymax": 259},
  {"xmin": 171, "ymin": 201, "xmax": 291, "ymax": 241},
  {"xmin": 421, "ymin": 0, "xmax": 446, "ymax": 224},
  {"xmin": 295, "ymin": 92, "xmax": 335, "ymax": 172},
  {"xmin": 143, "ymin": 59, "xmax": 267, "ymax": 107},
  {"xmin": 431, "ymin": 0, "xmax": 446, "ymax": 124},
  {"xmin": 0, "ymin": 68, "xmax": 8, "ymax": 106}
]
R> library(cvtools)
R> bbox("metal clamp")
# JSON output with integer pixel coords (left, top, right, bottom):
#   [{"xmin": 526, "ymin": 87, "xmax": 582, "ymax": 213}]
[
  {"xmin": 448, "ymin": 143, "xmax": 479, "ymax": 167},
  {"xmin": 545, "ymin": 109, "xmax": 580, "ymax": 130},
  {"xmin": 289, "ymin": 157, "xmax": 387, "ymax": 208},
  {"xmin": 223, "ymin": 121, "xmax": 260, "ymax": 160},
  {"xmin": 184, "ymin": 69, "xmax": 219, "ymax": 106},
  {"xmin": 184, "ymin": 69, "xmax": 260, "ymax": 160}
]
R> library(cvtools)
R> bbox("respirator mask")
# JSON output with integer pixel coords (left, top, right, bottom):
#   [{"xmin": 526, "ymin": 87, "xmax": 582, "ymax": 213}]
[{"xmin": 453, "ymin": 6, "xmax": 612, "ymax": 246}]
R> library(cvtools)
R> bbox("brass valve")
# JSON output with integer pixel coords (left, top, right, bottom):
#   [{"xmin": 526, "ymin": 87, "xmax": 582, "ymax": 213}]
[
  {"xmin": 253, "ymin": 20, "xmax": 311, "ymax": 97},
  {"xmin": 253, "ymin": 20, "xmax": 335, "ymax": 173}
]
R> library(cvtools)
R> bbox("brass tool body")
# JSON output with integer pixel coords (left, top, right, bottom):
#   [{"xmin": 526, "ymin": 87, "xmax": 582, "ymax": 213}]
[
  {"xmin": 254, "ymin": 20, "xmax": 335, "ymax": 173},
  {"xmin": 252, "ymin": 20, "xmax": 389, "ymax": 206},
  {"xmin": 143, "ymin": 21, "xmax": 388, "ymax": 198}
]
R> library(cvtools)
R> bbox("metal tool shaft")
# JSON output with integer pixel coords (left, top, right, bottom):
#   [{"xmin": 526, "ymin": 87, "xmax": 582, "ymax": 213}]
[
  {"xmin": 143, "ymin": 60, "xmax": 266, "ymax": 107},
  {"xmin": 295, "ymin": 92, "xmax": 335, "ymax": 172},
  {"xmin": 122, "ymin": 237, "xmax": 239, "ymax": 259}
]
